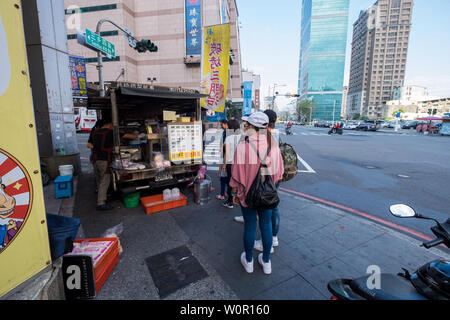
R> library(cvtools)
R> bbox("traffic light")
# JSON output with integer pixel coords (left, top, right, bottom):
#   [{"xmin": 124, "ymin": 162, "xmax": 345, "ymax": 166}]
[{"xmin": 134, "ymin": 39, "xmax": 158, "ymax": 53}]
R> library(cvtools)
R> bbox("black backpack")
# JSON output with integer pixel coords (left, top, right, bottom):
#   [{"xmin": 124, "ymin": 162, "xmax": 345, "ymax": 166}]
[{"xmin": 245, "ymin": 139, "xmax": 280, "ymax": 210}]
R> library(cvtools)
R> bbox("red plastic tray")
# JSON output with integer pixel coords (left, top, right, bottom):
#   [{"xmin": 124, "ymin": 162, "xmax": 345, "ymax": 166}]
[{"xmin": 140, "ymin": 193, "xmax": 187, "ymax": 215}]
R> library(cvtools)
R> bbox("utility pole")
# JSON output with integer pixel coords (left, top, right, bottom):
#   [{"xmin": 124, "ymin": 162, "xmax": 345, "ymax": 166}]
[{"xmin": 94, "ymin": 18, "xmax": 157, "ymax": 97}]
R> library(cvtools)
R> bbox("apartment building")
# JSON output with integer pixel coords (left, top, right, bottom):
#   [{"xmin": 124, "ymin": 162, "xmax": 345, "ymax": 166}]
[
  {"xmin": 64, "ymin": 0, "xmax": 243, "ymax": 100},
  {"xmin": 346, "ymin": 0, "xmax": 414, "ymax": 120}
]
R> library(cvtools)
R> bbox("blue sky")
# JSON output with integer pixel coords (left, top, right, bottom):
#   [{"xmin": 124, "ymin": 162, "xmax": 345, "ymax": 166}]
[{"xmin": 236, "ymin": 0, "xmax": 450, "ymax": 110}]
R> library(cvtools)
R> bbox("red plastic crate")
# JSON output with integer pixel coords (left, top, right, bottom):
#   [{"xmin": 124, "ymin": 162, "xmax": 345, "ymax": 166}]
[
  {"xmin": 140, "ymin": 193, "xmax": 187, "ymax": 215},
  {"xmin": 95, "ymin": 248, "xmax": 119, "ymax": 294},
  {"xmin": 73, "ymin": 238, "xmax": 119, "ymax": 283}
]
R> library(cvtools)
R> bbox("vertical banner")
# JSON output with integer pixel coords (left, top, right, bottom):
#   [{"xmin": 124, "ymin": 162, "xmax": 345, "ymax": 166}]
[
  {"xmin": 200, "ymin": 23, "xmax": 231, "ymax": 113},
  {"xmin": 185, "ymin": 0, "xmax": 202, "ymax": 56},
  {"xmin": 0, "ymin": 1, "xmax": 51, "ymax": 297},
  {"xmin": 243, "ymin": 81, "xmax": 253, "ymax": 116},
  {"xmin": 255, "ymin": 89, "xmax": 261, "ymax": 110},
  {"xmin": 69, "ymin": 55, "xmax": 87, "ymax": 99}
]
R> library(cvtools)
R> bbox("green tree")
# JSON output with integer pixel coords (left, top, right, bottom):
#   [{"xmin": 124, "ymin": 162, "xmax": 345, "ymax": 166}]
[
  {"xmin": 225, "ymin": 100, "xmax": 240, "ymax": 119},
  {"xmin": 392, "ymin": 109, "xmax": 405, "ymax": 117},
  {"xmin": 296, "ymin": 99, "xmax": 315, "ymax": 123},
  {"xmin": 352, "ymin": 113, "xmax": 361, "ymax": 120}
]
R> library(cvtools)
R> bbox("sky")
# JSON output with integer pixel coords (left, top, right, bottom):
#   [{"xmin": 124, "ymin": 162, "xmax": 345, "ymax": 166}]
[{"xmin": 236, "ymin": 0, "xmax": 450, "ymax": 111}]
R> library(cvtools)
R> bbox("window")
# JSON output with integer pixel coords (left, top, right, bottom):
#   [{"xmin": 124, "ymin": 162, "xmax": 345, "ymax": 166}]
[{"xmin": 65, "ymin": 4, "xmax": 117, "ymax": 14}]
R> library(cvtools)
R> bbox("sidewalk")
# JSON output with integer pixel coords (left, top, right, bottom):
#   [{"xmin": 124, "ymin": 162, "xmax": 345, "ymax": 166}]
[{"xmin": 39, "ymin": 170, "xmax": 449, "ymax": 300}]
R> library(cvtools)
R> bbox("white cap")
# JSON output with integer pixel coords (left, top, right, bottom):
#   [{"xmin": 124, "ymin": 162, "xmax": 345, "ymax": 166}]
[{"xmin": 242, "ymin": 112, "xmax": 269, "ymax": 128}]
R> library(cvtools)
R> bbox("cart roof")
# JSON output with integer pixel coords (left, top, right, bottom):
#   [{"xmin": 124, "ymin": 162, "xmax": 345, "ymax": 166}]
[{"xmin": 87, "ymin": 82, "xmax": 208, "ymax": 111}]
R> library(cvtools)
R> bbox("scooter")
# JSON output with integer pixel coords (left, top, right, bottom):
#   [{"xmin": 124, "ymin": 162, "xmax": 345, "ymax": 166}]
[
  {"xmin": 285, "ymin": 126, "xmax": 293, "ymax": 135},
  {"xmin": 327, "ymin": 204, "xmax": 450, "ymax": 300},
  {"xmin": 328, "ymin": 127, "xmax": 343, "ymax": 135}
]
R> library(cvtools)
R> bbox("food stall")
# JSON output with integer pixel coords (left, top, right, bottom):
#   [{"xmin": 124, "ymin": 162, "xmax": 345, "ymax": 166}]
[{"xmin": 87, "ymin": 82, "xmax": 208, "ymax": 194}]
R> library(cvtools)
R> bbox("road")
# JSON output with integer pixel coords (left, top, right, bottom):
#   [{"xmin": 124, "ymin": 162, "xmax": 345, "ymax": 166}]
[
  {"xmin": 78, "ymin": 126, "xmax": 450, "ymax": 241},
  {"xmin": 276, "ymin": 124, "xmax": 450, "ymax": 240}
]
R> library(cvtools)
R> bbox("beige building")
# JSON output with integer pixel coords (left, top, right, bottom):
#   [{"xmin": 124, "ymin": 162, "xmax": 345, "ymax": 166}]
[
  {"xmin": 64, "ymin": 0, "xmax": 243, "ymax": 100},
  {"xmin": 347, "ymin": 0, "xmax": 414, "ymax": 120},
  {"xmin": 384, "ymin": 97, "xmax": 450, "ymax": 120}
]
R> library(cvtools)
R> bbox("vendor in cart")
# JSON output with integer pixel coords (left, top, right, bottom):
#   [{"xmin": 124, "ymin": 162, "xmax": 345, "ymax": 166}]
[{"xmin": 88, "ymin": 119, "xmax": 141, "ymax": 211}]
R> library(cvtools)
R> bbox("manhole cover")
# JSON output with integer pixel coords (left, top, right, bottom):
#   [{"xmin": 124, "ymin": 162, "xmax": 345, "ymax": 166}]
[{"xmin": 145, "ymin": 245, "xmax": 208, "ymax": 298}]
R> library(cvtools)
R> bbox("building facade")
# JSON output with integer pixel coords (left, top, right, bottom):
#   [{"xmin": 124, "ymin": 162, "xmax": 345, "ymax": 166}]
[
  {"xmin": 346, "ymin": 0, "xmax": 414, "ymax": 120},
  {"xmin": 64, "ymin": 0, "xmax": 243, "ymax": 100},
  {"xmin": 384, "ymin": 97, "xmax": 450, "ymax": 120},
  {"xmin": 298, "ymin": 0, "xmax": 350, "ymax": 121}
]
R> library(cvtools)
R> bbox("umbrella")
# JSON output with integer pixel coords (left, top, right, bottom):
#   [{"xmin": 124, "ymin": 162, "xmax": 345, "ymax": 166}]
[{"xmin": 417, "ymin": 116, "xmax": 442, "ymax": 121}]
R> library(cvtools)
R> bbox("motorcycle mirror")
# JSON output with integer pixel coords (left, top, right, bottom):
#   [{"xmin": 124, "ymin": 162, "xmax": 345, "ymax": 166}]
[{"xmin": 389, "ymin": 204, "xmax": 417, "ymax": 218}]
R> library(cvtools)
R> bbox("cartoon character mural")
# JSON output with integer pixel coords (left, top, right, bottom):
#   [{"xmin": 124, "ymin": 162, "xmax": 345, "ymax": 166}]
[{"xmin": 0, "ymin": 150, "xmax": 32, "ymax": 251}]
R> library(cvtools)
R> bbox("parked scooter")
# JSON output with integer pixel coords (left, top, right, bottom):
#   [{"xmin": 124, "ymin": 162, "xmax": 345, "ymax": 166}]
[{"xmin": 327, "ymin": 204, "xmax": 450, "ymax": 300}]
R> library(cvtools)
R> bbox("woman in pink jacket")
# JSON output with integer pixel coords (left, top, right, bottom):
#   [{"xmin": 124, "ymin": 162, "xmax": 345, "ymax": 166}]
[{"xmin": 230, "ymin": 112, "xmax": 284, "ymax": 275}]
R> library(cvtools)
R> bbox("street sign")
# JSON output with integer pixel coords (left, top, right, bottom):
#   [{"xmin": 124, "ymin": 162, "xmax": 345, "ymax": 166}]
[
  {"xmin": 122, "ymin": 27, "xmax": 136, "ymax": 49},
  {"xmin": 85, "ymin": 28, "xmax": 116, "ymax": 57}
]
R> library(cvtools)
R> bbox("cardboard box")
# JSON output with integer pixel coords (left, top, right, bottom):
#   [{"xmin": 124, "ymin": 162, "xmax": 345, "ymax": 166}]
[{"xmin": 163, "ymin": 110, "xmax": 177, "ymax": 121}]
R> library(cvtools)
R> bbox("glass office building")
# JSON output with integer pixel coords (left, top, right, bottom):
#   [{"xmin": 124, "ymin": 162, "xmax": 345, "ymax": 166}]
[{"xmin": 298, "ymin": 0, "xmax": 349, "ymax": 121}]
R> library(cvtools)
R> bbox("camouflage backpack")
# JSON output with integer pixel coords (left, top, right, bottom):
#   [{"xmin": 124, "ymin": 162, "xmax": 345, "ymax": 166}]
[{"xmin": 278, "ymin": 138, "xmax": 298, "ymax": 182}]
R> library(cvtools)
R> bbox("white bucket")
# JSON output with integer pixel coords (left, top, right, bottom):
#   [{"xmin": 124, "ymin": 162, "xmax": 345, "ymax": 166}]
[{"xmin": 58, "ymin": 165, "xmax": 74, "ymax": 176}]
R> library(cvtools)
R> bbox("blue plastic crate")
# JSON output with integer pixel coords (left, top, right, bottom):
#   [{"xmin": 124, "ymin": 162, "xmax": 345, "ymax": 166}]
[{"xmin": 54, "ymin": 175, "xmax": 73, "ymax": 199}]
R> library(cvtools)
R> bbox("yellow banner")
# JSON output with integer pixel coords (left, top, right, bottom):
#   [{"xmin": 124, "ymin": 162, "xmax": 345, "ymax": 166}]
[
  {"xmin": 0, "ymin": 0, "xmax": 51, "ymax": 297},
  {"xmin": 200, "ymin": 23, "xmax": 230, "ymax": 113}
]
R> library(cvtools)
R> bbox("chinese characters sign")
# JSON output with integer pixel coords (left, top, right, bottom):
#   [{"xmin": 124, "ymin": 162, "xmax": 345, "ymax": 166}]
[
  {"xmin": 69, "ymin": 55, "xmax": 87, "ymax": 99},
  {"xmin": 85, "ymin": 28, "xmax": 116, "ymax": 57},
  {"xmin": 168, "ymin": 122, "xmax": 203, "ymax": 163},
  {"xmin": 200, "ymin": 24, "xmax": 230, "ymax": 113},
  {"xmin": 243, "ymin": 81, "xmax": 253, "ymax": 116},
  {"xmin": 185, "ymin": 0, "xmax": 201, "ymax": 55}
]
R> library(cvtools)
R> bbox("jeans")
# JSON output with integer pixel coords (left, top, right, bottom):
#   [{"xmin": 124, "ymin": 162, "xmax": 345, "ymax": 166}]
[
  {"xmin": 220, "ymin": 176, "xmax": 229, "ymax": 196},
  {"xmin": 241, "ymin": 206, "xmax": 273, "ymax": 263},
  {"xmin": 271, "ymin": 205, "xmax": 280, "ymax": 237}
]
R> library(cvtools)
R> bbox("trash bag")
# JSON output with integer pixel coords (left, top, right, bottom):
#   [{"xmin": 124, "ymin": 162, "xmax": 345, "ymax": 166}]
[
  {"xmin": 101, "ymin": 223, "xmax": 124, "ymax": 254},
  {"xmin": 46, "ymin": 213, "xmax": 80, "ymax": 261}
]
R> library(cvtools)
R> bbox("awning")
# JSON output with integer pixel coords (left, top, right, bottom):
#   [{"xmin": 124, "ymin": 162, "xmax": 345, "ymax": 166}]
[{"xmin": 118, "ymin": 86, "xmax": 208, "ymax": 100}]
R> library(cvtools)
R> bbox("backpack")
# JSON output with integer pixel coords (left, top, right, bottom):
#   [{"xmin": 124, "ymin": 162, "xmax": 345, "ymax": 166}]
[
  {"xmin": 278, "ymin": 137, "xmax": 298, "ymax": 182},
  {"xmin": 245, "ymin": 139, "xmax": 280, "ymax": 210}
]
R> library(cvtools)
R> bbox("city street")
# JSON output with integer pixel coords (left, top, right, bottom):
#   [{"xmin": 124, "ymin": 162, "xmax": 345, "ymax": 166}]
[
  {"xmin": 275, "ymin": 124, "xmax": 450, "ymax": 239},
  {"xmin": 68, "ymin": 131, "xmax": 450, "ymax": 300}
]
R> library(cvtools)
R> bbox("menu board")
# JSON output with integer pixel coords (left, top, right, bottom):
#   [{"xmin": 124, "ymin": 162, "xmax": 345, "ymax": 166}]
[{"xmin": 168, "ymin": 122, "xmax": 203, "ymax": 163}]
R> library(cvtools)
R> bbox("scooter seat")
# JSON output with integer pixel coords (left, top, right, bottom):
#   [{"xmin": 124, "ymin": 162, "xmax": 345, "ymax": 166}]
[{"xmin": 350, "ymin": 273, "xmax": 428, "ymax": 300}]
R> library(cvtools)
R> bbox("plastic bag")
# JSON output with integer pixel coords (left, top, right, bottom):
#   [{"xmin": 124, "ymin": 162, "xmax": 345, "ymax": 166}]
[{"xmin": 101, "ymin": 223, "xmax": 124, "ymax": 254}]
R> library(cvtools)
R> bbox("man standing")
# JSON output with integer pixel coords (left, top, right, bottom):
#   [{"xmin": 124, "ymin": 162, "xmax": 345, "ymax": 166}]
[{"xmin": 88, "ymin": 120, "xmax": 114, "ymax": 211}]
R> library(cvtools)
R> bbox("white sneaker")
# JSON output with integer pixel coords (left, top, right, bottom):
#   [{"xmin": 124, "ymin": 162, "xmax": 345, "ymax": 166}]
[
  {"xmin": 240, "ymin": 252, "xmax": 253, "ymax": 273},
  {"xmin": 272, "ymin": 236, "xmax": 279, "ymax": 247},
  {"xmin": 253, "ymin": 240, "xmax": 274, "ymax": 253},
  {"xmin": 258, "ymin": 253, "xmax": 272, "ymax": 275},
  {"xmin": 234, "ymin": 216, "xmax": 244, "ymax": 223}
]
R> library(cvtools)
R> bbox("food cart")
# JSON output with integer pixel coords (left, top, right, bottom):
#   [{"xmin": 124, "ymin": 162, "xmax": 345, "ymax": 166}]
[{"xmin": 87, "ymin": 82, "xmax": 208, "ymax": 194}]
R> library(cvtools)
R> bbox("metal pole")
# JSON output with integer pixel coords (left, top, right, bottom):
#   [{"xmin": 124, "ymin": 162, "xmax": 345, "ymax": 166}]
[
  {"xmin": 110, "ymin": 88, "xmax": 120, "ymax": 155},
  {"xmin": 333, "ymin": 100, "xmax": 336, "ymax": 124},
  {"xmin": 95, "ymin": 18, "xmax": 139, "ymax": 98}
]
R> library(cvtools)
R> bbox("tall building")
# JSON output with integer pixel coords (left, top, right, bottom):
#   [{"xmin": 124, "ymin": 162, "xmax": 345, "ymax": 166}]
[
  {"xmin": 64, "ymin": 0, "xmax": 243, "ymax": 100},
  {"xmin": 346, "ymin": 0, "xmax": 414, "ymax": 120},
  {"xmin": 298, "ymin": 0, "xmax": 350, "ymax": 121}
]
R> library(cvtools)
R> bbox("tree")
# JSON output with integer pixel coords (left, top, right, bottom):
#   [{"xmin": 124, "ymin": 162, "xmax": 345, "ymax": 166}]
[
  {"xmin": 225, "ymin": 100, "xmax": 240, "ymax": 119},
  {"xmin": 392, "ymin": 109, "xmax": 405, "ymax": 117},
  {"xmin": 296, "ymin": 99, "xmax": 315, "ymax": 123},
  {"xmin": 352, "ymin": 113, "xmax": 361, "ymax": 120}
]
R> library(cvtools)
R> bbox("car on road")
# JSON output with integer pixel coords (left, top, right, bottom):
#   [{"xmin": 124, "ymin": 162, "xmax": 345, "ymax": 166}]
[
  {"xmin": 356, "ymin": 122, "xmax": 378, "ymax": 131},
  {"xmin": 345, "ymin": 121, "xmax": 362, "ymax": 130},
  {"xmin": 402, "ymin": 120, "xmax": 419, "ymax": 129}
]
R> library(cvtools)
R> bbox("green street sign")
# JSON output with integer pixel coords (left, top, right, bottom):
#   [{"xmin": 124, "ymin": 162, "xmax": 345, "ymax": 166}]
[{"xmin": 85, "ymin": 28, "xmax": 116, "ymax": 57}]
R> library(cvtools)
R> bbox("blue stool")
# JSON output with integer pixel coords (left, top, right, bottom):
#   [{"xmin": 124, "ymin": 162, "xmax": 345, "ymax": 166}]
[{"xmin": 54, "ymin": 175, "xmax": 73, "ymax": 199}]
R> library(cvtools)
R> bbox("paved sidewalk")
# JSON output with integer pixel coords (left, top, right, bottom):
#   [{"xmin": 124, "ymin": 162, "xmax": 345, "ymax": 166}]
[{"xmin": 42, "ymin": 171, "xmax": 450, "ymax": 300}]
